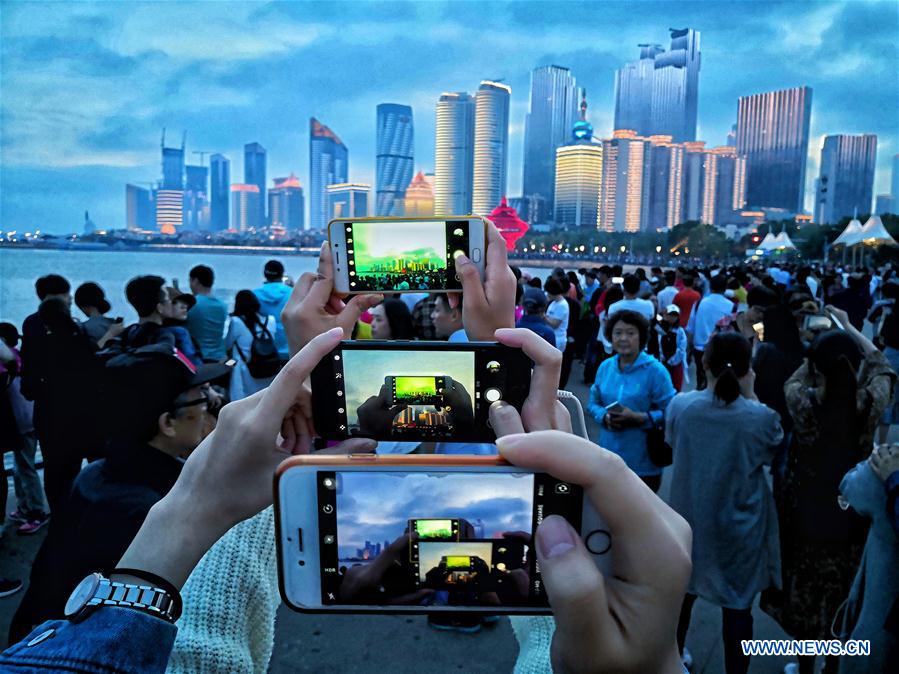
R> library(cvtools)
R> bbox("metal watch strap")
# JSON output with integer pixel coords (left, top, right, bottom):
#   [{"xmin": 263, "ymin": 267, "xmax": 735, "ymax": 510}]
[{"xmin": 88, "ymin": 577, "xmax": 178, "ymax": 622}]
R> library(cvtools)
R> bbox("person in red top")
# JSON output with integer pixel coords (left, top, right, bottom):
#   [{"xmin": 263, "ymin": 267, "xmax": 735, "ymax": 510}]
[{"xmin": 673, "ymin": 275, "xmax": 701, "ymax": 328}]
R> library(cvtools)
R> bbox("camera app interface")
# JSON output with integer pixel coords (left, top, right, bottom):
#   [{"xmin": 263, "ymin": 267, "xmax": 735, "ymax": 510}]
[
  {"xmin": 344, "ymin": 220, "xmax": 469, "ymax": 292},
  {"xmin": 316, "ymin": 471, "xmax": 583, "ymax": 608},
  {"xmin": 341, "ymin": 349, "xmax": 474, "ymax": 439}
]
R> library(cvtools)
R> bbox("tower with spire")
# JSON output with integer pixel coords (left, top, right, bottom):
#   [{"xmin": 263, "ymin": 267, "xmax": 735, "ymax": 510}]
[{"xmin": 554, "ymin": 90, "xmax": 603, "ymax": 229}]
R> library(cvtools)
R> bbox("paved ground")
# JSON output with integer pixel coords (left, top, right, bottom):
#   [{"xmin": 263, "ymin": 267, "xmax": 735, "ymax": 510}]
[{"xmin": 1, "ymin": 360, "xmax": 819, "ymax": 673}]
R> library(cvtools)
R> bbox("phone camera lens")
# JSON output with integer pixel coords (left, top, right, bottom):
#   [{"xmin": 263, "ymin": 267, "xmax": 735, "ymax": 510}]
[
  {"xmin": 486, "ymin": 360, "xmax": 500, "ymax": 373},
  {"xmin": 323, "ymin": 535, "xmax": 336, "ymax": 544}
]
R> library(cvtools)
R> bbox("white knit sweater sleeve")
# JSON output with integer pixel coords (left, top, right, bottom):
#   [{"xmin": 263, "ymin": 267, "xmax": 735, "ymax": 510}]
[
  {"xmin": 510, "ymin": 616, "xmax": 556, "ymax": 673},
  {"xmin": 166, "ymin": 507, "xmax": 281, "ymax": 674}
]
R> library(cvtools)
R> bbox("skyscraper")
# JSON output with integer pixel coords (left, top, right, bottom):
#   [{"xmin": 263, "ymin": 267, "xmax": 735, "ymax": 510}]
[
  {"xmin": 554, "ymin": 93, "xmax": 602, "ymax": 229},
  {"xmin": 613, "ymin": 29, "xmax": 701, "ymax": 142},
  {"xmin": 125, "ymin": 184, "xmax": 154, "ymax": 231},
  {"xmin": 375, "ymin": 104, "xmax": 414, "ymax": 216},
  {"xmin": 435, "ymin": 92, "xmax": 475, "ymax": 215},
  {"xmin": 244, "ymin": 142, "xmax": 267, "ymax": 227},
  {"xmin": 230, "ymin": 184, "xmax": 261, "ymax": 232},
  {"xmin": 736, "ymin": 86, "xmax": 813, "ymax": 212},
  {"xmin": 522, "ymin": 65, "xmax": 580, "ymax": 214},
  {"xmin": 701, "ymin": 146, "xmax": 747, "ymax": 225},
  {"xmin": 268, "ymin": 174, "xmax": 305, "ymax": 230},
  {"xmin": 472, "ymin": 81, "xmax": 512, "ymax": 215},
  {"xmin": 814, "ymin": 134, "xmax": 877, "ymax": 224},
  {"xmin": 599, "ymin": 130, "xmax": 647, "ymax": 233},
  {"xmin": 309, "ymin": 118, "xmax": 348, "ymax": 230},
  {"xmin": 183, "ymin": 165, "xmax": 209, "ymax": 231},
  {"xmin": 327, "ymin": 183, "xmax": 369, "ymax": 219},
  {"xmin": 157, "ymin": 130, "xmax": 184, "ymax": 232},
  {"xmin": 681, "ymin": 141, "xmax": 707, "ymax": 222},
  {"xmin": 644, "ymin": 136, "xmax": 686, "ymax": 231},
  {"xmin": 875, "ymin": 194, "xmax": 892, "ymax": 215},
  {"xmin": 209, "ymin": 154, "xmax": 230, "ymax": 231}
]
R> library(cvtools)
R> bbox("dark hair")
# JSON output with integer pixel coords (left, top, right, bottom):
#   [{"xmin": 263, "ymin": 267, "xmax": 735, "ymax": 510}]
[
  {"xmin": 605, "ymin": 310, "xmax": 649, "ymax": 349},
  {"xmin": 710, "ymin": 274, "xmax": 728, "ymax": 294},
  {"xmin": 510, "ymin": 265, "xmax": 522, "ymax": 282},
  {"xmin": 682, "ymin": 275, "xmax": 695, "ymax": 288},
  {"xmin": 612, "ymin": 265, "xmax": 623, "ymax": 277},
  {"xmin": 598, "ymin": 265, "xmax": 613, "ymax": 277},
  {"xmin": 233, "ymin": 289, "xmax": 262, "ymax": 329},
  {"xmin": 762, "ymin": 304, "xmax": 804, "ymax": 357},
  {"xmin": 379, "ymin": 298, "xmax": 415, "ymax": 339},
  {"xmin": 125, "ymin": 275, "xmax": 166, "ymax": 318},
  {"xmin": 0, "ymin": 322, "xmax": 20, "ymax": 348},
  {"xmin": 810, "ymin": 330, "xmax": 863, "ymax": 379},
  {"xmin": 264, "ymin": 259, "xmax": 284, "ymax": 281},
  {"xmin": 747, "ymin": 285, "xmax": 778, "ymax": 309},
  {"xmin": 703, "ymin": 332, "xmax": 751, "ymax": 404},
  {"xmin": 603, "ymin": 285, "xmax": 624, "ymax": 311},
  {"xmin": 622, "ymin": 274, "xmax": 641, "ymax": 296},
  {"xmin": 436, "ymin": 293, "xmax": 462, "ymax": 311},
  {"xmin": 38, "ymin": 297, "xmax": 76, "ymax": 335},
  {"xmin": 527, "ymin": 277, "xmax": 542, "ymax": 288},
  {"xmin": 190, "ymin": 265, "xmax": 214, "ymax": 288},
  {"xmin": 544, "ymin": 277, "xmax": 563, "ymax": 296},
  {"xmin": 35, "ymin": 274, "xmax": 70, "ymax": 300}
]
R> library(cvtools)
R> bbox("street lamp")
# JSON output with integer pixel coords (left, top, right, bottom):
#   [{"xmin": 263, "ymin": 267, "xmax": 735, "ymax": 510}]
[
  {"xmin": 619, "ymin": 245, "xmax": 626, "ymax": 252},
  {"xmin": 601, "ymin": 246, "xmax": 607, "ymax": 253},
  {"xmin": 656, "ymin": 245, "xmax": 662, "ymax": 253}
]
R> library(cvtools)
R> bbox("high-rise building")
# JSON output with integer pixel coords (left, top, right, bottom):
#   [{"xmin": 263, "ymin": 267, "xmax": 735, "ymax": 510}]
[
  {"xmin": 125, "ymin": 184, "xmax": 155, "ymax": 231},
  {"xmin": 736, "ymin": 86, "xmax": 812, "ymax": 212},
  {"xmin": 158, "ymin": 131, "xmax": 185, "ymax": 231},
  {"xmin": 726, "ymin": 124, "xmax": 737, "ymax": 148},
  {"xmin": 398, "ymin": 171, "xmax": 435, "ymax": 216},
  {"xmin": 701, "ymin": 146, "xmax": 748, "ymax": 225},
  {"xmin": 599, "ymin": 130, "xmax": 647, "ymax": 233},
  {"xmin": 522, "ymin": 66, "xmax": 580, "ymax": 214},
  {"xmin": 472, "ymin": 81, "xmax": 512, "ymax": 215},
  {"xmin": 327, "ymin": 183, "xmax": 370, "ymax": 219},
  {"xmin": 681, "ymin": 141, "xmax": 707, "ymax": 223},
  {"xmin": 309, "ymin": 118, "xmax": 348, "ymax": 230},
  {"xmin": 183, "ymin": 165, "xmax": 209, "ymax": 231},
  {"xmin": 435, "ymin": 92, "xmax": 475, "ymax": 215},
  {"xmin": 814, "ymin": 134, "xmax": 877, "ymax": 224},
  {"xmin": 375, "ymin": 104, "xmax": 414, "ymax": 216},
  {"xmin": 892, "ymin": 154, "xmax": 899, "ymax": 210},
  {"xmin": 209, "ymin": 154, "xmax": 230, "ymax": 231},
  {"xmin": 554, "ymin": 93, "xmax": 602, "ymax": 229},
  {"xmin": 244, "ymin": 142, "xmax": 267, "ymax": 227},
  {"xmin": 613, "ymin": 29, "xmax": 701, "ymax": 143},
  {"xmin": 644, "ymin": 136, "xmax": 686, "ymax": 231},
  {"xmin": 875, "ymin": 194, "xmax": 892, "ymax": 215},
  {"xmin": 230, "ymin": 184, "xmax": 261, "ymax": 232},
  {"xmin": 268, "ymin": 174, "xmax": 305, "ymax": 230}
]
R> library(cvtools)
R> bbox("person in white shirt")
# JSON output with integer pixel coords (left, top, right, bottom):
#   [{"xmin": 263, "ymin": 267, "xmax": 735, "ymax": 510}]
[
  {"xmin": 608, "ymin": 275, "xmax": 655, "ymax": 322},
  {"xmin": 686, "ymin": 274, "xmax": 735, "ymax": 390},
  {"xmin": 656, "ymin": 271, "xmax": 678, "ymax": 311},
  {"xmin": 543, "ymin": 277, "xmax": 569, "ymax": 352}
]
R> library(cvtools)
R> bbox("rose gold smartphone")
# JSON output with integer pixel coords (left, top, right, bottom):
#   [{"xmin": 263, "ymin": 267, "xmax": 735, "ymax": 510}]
[
  {"xmin": 275, "ymin": 455, "xmax": 612, "ymax": 615},
  {"xmin": 328, "ymin": 216, "xmax": 486, "ymax": 294}
]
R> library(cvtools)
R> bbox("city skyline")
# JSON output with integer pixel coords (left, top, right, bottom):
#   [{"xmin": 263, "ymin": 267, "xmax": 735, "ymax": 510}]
[{"xmin": 1, "ymin": 1, "xmax": 897, "ymax": 233}]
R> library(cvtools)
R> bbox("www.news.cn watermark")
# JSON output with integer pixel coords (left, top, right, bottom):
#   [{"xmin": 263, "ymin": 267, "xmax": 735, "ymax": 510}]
[{"xmin": 741, "ymin": 640, "xmax": 871, "ymax": 657}]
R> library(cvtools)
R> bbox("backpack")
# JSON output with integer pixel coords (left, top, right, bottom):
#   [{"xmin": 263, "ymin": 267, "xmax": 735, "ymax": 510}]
[{"xmin": 235, "ymin": 316, "xmax": 280, "ymax": 379}]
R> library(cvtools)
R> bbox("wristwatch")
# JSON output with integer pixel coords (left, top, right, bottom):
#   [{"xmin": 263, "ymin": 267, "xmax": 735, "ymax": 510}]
[{"xmin": 64, "ymin": 573, "xmax": 181, "ymax": 623}]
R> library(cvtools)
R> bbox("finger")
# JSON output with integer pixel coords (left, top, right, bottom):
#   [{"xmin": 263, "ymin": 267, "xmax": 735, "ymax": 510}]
[
  {"xmin": 315, "ymin": 437, "xmax": 378, "ymax": 455},
  {"xmin": 483, "ymin": 221, "xmax": 510, "ymax": 283},
  {"xmin": 337, "ymin": 294, "xmax": 383, "ymax": 335},
  {"xmin": 305, "ymin": 243, "xmax": 338, "ymax": 307},
  {"xmin": 257, "ymin": 327, "xmax": 344, "ymax": 428},
  {"xmin": 455, "ymin": 253, "xmax": 487, "ymax": 309},
  {"xmin": 447, "ymin": 291, "xmax": 460, "ymax": 310},
  {"xmin": 495, "ymin": 327, "xmax": 562, "ymax": 413},
  {"xmin": 535, "ymin": 515, "xmax": 613, "ymax": 653},
  {"xmin": 326, "ymin": 294, "xmax": 346, "ymax": 315},
  {"xmin": 489, "ymin": 400, "xmax": 525, "ymax": 437},
  {"xmin": 497, "ymin": 431, "xmax": 691, "ymax": 583}
]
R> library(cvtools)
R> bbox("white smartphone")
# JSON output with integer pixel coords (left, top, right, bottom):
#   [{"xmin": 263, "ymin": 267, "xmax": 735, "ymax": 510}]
[
  {"xmin": 275, "ymin": 455, "xmax": 612, "ymax": 614},
  {"xmin": 328, "ymin": 217, "xmax": 487, "ymax": 294}
]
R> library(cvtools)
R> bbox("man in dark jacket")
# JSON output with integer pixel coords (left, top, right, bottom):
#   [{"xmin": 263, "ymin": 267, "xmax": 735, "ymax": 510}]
[
  {"xmin": 121, "ymin": 275, "xmax": 176, "ymax": 349},
  {"xmin": 9, "ymin": 345, "xmax": 230, "ymax": 642}
]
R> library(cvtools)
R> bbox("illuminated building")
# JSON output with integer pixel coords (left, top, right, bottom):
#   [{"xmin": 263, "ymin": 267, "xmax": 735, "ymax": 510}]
[
  {"xmin": 376, "ymin": 104, "xmax": 414, "ymax": 216},
  {"xmin": 244, "ymin": 142, "xmax": 267, "ymax": 228},
  {"xmin": 700, "ymin": 146, "xmax": 748, "ymax": 226},
  {"xmin": 157, "ymin": 130, "xmax": 184, "ymax": 231},
  {"xmin": 125, "ymin": 184, "xmax": 154, "ymax": 231},
  {"xmin": 599, "ymin": 130, "xmax": 646, "ymax": 233},
  {"xmin": 310, "ymin": 118, "xmax": 348, "ymax": 230},
  {"xmin": 814, "ymin": 134, "xmax": 877, "ymax": 224},
  {"xmin": 644, "ymin": 136, "xmax": 685, "ymax": 230},
  {"xmin": 554, "ymin": 92, "xmax": 602, "ymax": 229},
  {"xmin": 614, "ymin": 29, "xmax": 701, "ymax": 142},
  {"xmin": 472, "ymin": 81, "xmax": 512, "ymax": 215},
  {"xmin": 327, "ymin": 183, "xmax": 369, "ymax": 219},
  {"xmin": 183, "ymin": 164, "xmax": 209, "ymax": 231},
  {"xmin": 523, "ymin": 65, "xmax": 580, "ymax": 214},
  {"xmin": 681, "ymin": 141, "xmax": 707, "ymax": 222},
  {"xmin": 736, "ymin": 86, "xmax": 812, "ymax": 212},
  {"xmin": 268, "ymin": 174, "xmax": 305, "ymax": 230},
  {"xmin": 230, "ymin": 184, "xmax": 261, "ymax": 232},
  {"xmin": 209, "ymin": 154, "xmax": 230, "ymax": 231},
  {"xmin": 435, "ymin": 92, "xmax": 475, "ymax": 215},
  {"xmin": 398, "ymin": 171, "xmax": 434, "ymax": 216}
]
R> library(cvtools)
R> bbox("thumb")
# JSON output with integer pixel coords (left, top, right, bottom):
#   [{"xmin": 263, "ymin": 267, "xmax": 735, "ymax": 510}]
[
  {"xmin": 537, "ymin": 515, "xmax": 612, "ymax": 649},
  {"xmin": 337, "ymin": 294, "xmax": 383, "ymax": 335},
  {"xmin": 455, "ymin": 254, "xmax": 486, "ymax": 307}
]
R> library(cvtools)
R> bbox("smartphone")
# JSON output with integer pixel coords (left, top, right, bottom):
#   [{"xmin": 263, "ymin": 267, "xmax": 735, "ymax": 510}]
[
  {"xmin": 611, "ymin": 276, "xmax": 625, "ymax": 285},
  {"xmin": 329, "ymin": 217, "xmax": 487, "ymax": 294},
  {"xmin": 752, "ymin": 321, "xmax": 764, "ymax": 342},
  {"xmin": 803, "ymin": 314, "xmax": 834, "ymax": 331},
  {"xmin": 311, "ymin": 341, "xmax": 532, "ymax": 443},
  {"xmin": 605, "ymin": 401, "xmax": 623, "ymax": 413},
  {"xmin": 275, "ymin": 455, "xmax": 612, "ymax": 614},
  {"xmin": 386, "ymin": 375, "xmax": 451, "ymax": 407},
  {"xmin": 172, "ymin": 278, "xmax": 179, "ymax": 290}
]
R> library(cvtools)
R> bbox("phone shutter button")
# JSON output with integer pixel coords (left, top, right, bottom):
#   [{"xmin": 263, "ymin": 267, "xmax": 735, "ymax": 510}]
[
  {"xmin": 484, "ymin": 388, "xmax": 502, "ymax": 403},
  {"xmin": 472, "ymin": 248, "xmax": 481, "ymax": 262},
  {"xmin": 585, "ymin": 530, "xmax": 611, "ymax": 555}
]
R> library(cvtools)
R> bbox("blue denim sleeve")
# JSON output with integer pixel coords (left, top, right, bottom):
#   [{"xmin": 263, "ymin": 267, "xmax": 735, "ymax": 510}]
[
  {"xmin": 0, "ymin": 607, "xmax": 176, "ymax": 673},
  {"xmin": 887, "ymin": 470, "xmax": 899, "ymax": 538}
]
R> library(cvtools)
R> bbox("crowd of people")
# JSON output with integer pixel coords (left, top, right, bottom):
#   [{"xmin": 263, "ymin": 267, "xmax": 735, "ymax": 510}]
[{"xmin": 0, "ymin": 224, "xmax": 897, "ymax": 673}]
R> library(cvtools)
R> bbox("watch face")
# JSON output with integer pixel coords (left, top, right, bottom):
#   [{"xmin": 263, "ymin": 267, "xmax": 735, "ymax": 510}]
[{"xmin": 64, "ymin": 574, "xmax": 101, "ymax": 618}]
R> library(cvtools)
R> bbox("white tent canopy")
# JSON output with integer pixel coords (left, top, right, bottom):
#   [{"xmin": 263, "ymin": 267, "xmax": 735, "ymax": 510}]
[
  {"xmin": 853, "ymin": 215, "xmax": 897, "ymax": 247},
  {"xmin": 757, "ymin": 232, "xmax": 778, "ymax": 250},
  {"xmin": 832, "ymin": 218, "xmax": 863, "ymax": 246},
  {"xmin": 773, "ymin": 231, "xmax": 797, "ymax": 250}
]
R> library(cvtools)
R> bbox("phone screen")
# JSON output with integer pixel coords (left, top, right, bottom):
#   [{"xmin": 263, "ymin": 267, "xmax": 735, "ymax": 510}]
[
  {"xmin": 343, "ymin": 220, "xmax": 470, "ymax": 292},
  {"xmin": 804, "ymin": 315, "xmax": 833, "ymax": 331},
  {"xmin": 312, "ymin": 343, "xmax": 531, "ymax": 442},
  {"xmin": 316, "ymin": 470, "xmax": 583, "ymax": 608}
]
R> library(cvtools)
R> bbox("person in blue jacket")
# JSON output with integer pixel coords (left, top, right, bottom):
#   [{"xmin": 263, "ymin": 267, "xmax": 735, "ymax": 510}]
[
  {"xmin": 588, "ymin": 309, "xmax": 676, "ymax": 492},
  {"xmin": 253, "ymin": 259, "xmax": 292, "ymax": 362}
]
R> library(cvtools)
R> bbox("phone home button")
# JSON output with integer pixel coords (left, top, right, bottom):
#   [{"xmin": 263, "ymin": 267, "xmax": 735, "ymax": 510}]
[
  {"xmin": 472, "ymin": 248, "xmax": 481, "ymax": 262},
  {"xmin": 585, "ymin": 529, "xmax": 611, "ymax": 555}
]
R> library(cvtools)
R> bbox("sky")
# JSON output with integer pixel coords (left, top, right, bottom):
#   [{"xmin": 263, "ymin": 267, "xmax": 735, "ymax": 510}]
[
  {"xmin": 335, "ymin": 471, "xmax": 533, "ymax": 559},
  {"xmin": 1, "ymin": 0, "xmax": 897, "ymax": 234}
]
